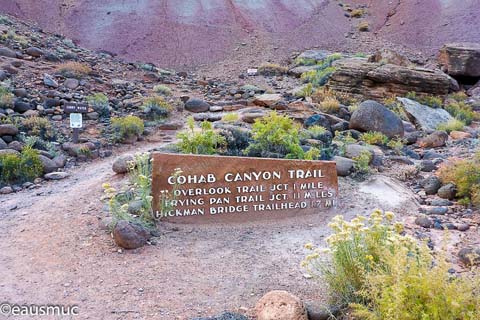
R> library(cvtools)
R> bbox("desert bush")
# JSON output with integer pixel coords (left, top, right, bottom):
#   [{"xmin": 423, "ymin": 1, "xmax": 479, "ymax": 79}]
[
  {"xmin": 437, "ymin": 119, "xmax": 465, "ymax": 133},
  {"xmin": 294, "ymin": 57, "xmax": 318, "ymax": 66},
  {"xmin": 295, "ymin": 83, "xmax": 314, "ymax": 98},
  {"xmin": 111, "ymin": 115, "xmax": 144, "ymax": 142},
  {"xmin": 360, "ymin": 131, "xmax": 389, "ymax": 146},
  {"xmin": 245, "ymin": 111, "xmax": 305, "ymax": 159},
  {"xmin": 449, "ymin": 91, "xmax": 468, "ymax": 102},
  {"xmin": 221, "ymin": 113, "xmax": 240, "ymax": 123},
  {"xmin": 353, "ymin": 150, "xmax": 372, "ymax": 175},
  {"xmin": 358, "ymin": 21, "xmax": 369, "ymax": 31},
  {"xmin": 22, "ymin": 116, "xmax": 56, "ymax": 141},
  {"xmin": 438, "ymin": 154, "xmax": 480, "ymax": 206},
  {"xmin": 0, "ymin": 85, "xmax": 13, "ymax": 108},
  {"xmin": 304, "ymin": 147, "xmax": 321, "ymax": 160},
  {"xmin": 56, "ymin": 62, "xmax": 91, "ymax": 78},
  {"xmin": 141, "ymin": 96, "xmax": 173, "ymax": 121},
  {"xmin": 301, "ymin": 53, "xmax": 342, "ymax": 87},
  {"xmin": 258, "ymin": 63, "xmax": 288, "ymax": 76},
  {"xmin": 351, "ymin": 9, "xmax": 364, "ymax": 18},
  {"xmin": 177, "ymin": 117, "xmax": 226, "ymax": 155},
  {"xmin": 301, "ymin": 125, "xmax": 328, "ymax": 140},
  {"xmin": 406, "ymin": 92, "xmax": 443, "ymax": 108},
  {"xmin": 386, "ymin": 137, "xmax": 406, "ymax": 152},
  {"xmin": 0, "ymin": 146, "xmax": 43, "ymax": 184},
  {"xmin": 220, "ymin": 126, "xmax": 252, "ymax": 156},
  {"xmin": 86, "ymin": 93, "xmax": 110, "ymax": 120},
  {"xmin": 445, "ymin": 101, "xmax": 476, "ymax": 125},
  {"xmin": 153, "ymin": 85, "xmax": 172, "ymax": 96},
  {"xmin": 319, "ymin": 96, "xmax": 340, "ymax": 113},
  {"xmin": 102, "ymin": 153, "xmax": 156, "ymax": 228},
  {"xmin": 22, "ymin": 135, "xmax": 57, "ymax": 156}
]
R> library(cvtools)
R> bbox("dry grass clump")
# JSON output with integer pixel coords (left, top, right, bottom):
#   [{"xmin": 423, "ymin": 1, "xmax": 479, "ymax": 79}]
[
  {"xmin": 56, "ymin": 62, "xmax": 92, "ymax": 78},
  {"xmin": 358, "ymin": 21, "xmax": 369, "ymax": 32},
  {"xmin": 258, "ymin": 63, "xmax": 288, "ymax": 76}
]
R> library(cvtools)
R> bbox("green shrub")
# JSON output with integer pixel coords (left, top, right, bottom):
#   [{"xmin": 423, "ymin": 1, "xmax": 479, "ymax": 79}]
[
  {"xmin": 245, "ymin": 111, "xmax": 304, "ymax": 159},
  {"xmin": 86, "ymin": 93, "xmax": 110, "ymax": 120},
  {"xmin": 22, "ymin": 116, "xmax": 56, "ymax": 141},
  {"xmin": 221, "ymin": 113, "xmax": 240, "ymax": 123},
  {"xmin": 445, "ymin": 101, "xmax": 476, "ymax": 125},
  {"xmin": 177, "ymin": 117, "xmax": 226, "ymax": 155},
  {"xmin": 153, "ymin": 85, "xmax": 172, "ymax": 96},
  {"xmin": 386, "ymin": 137, "xmax": 405, "ymax": 152},
  {"xmin": 406, "ymin": 92, "xmax": 443, "ymax": 108},
  {"xmin": 258, "ymin": 63, "xmax": 288, "ymax": 76},
  {"xmin": 0, "ymin": 85, "xmax": 13, "ymax": 108},
  {"xmin": 353, "ymin": 150, "xmax": 372, "ymax": 175},
  {"xmin": 360, "ymin": 131, "xmax": 389, "ymax": 146},
  {"xmin": 294, "ymin": 57, "xmax": 318, "ymax": 66},
  {"xmin": 438, "ymin": 154, "xmax": 480, "ymax": 206},
  {"xmin": 295, "ymin": 83, "xmax": 314, "ymax": 98},
  {"xmin": 220, "ymin": 126, "xmax": 252, "ymax": 156},
  {"xmin": 304, "ymin": 147, "xmax": 321, "ymax": 160},
  {"xmin": 0, "ymin": 147, "xmax": 43, "ymax": 184},
  {"xmin": 111, "ymin": 115, "xmax": 144, "ymax": 142},
  {"xmin": 449, "ymin": 91, "xmax": 468, "ymax": 102},
  {"xmin": 437, "ymin": 119, "xmax": 465, "ymax": 133},
  {"xmin": 300, "ymin": 53, "xmax": 342, "ymax": 87},
  {"xmin": 22, "ymin": 135, "xmax": 57, "ymax": 157},
  {"xmin": 141, "ymin": 96, "xmax": 173, "ymax": 121},
  {"xmin": 301, "ymin": 125, "xmax": 328, "ymax": 140}
]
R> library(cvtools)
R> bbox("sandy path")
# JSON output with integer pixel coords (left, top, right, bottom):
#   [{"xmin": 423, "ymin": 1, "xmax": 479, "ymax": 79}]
[{"xmin": 0, "ymin": 140, "xmax": 419, "ymax": 320}]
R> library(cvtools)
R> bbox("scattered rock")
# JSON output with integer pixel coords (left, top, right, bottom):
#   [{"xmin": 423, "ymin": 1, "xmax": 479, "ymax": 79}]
[
  {"xmin": 349, "ymin": 100, "xmax": 404, "ymax": 138},
  {"xmin": 439, "ymin": 43, "xmax": 480, "ymax": 77},
  {"xmin": 44, "ymin": 172, "xmax": 70, "ymax": 180},
  {"xmin": 458, "ymin": 247, "xmax": 480, "ymax": 266},
  {"xmin": 192, "ymin": 312, "xmax": 248, "ymax": 320},
  {"xmin": 419, "ymin": 160, "xmax": 436, "ymax": 172},
  {"xmin": 437, "ymin": 183, "xmax": 456, "ymax": 200},
  {"xmin": 13, "ymin": 99, "xmax": 33, "ymax": 113},
  {"xmin": 418, "ymin": 131, "xmax": 449, "ymax": 148},
  {"xmin": 0, "ymin": 47, "xmax": 18, "ymax": 58},
  {"xmin": 368, "ymin": 48, "xmax": 412, "ymax": 67},
  {"xmin": 112, "ymin": 154, "xmax": 135, "ymax": 174},
  {"xmin": 26, "ymin": 46, "xmax": 44, "ymax": 57},
  {"xmin": 253, "ymin": 94, "xmax": 283, "ymax": 108},
  {"xmin": 426, "ymin": 207, "xmax": 448, "ymax": 215},
  {"xmin": 397, "ymin": 98, "xmax": 453, "ymax": 131},
  {"xmin": 334, "ymin": 156, "xmax": 355, "ymax": 177},
  {"xmin": 43, "ymin": 73, "xmax": 58, "ymax": 88},
  {"xmin": 0, "ymin": 124, "xmax": 19, "ymax": 136},
  {"xmin": 0, "ymin": 137, "xmax": 7, "ymax": 150},
  {"xmin": 421, "ymin": 176, "xmax": 442, "ymax": 195},
  {"xmin": 255, "ymin": 290, "xmax": 308, "ymax": 320},
  {"xmin": 64, "ymin": 78, "xmax": 80, "ymax": 89},
  {"xmin": 415, "ymin": 216, "xmax": 433, "ymax": 228},
  {"xmin": 450, "ymin": 131, "xmax": 471, "ymax": 140},
  {"xmin": 0, "ymin": 186, "xmax": 14, "ymax": 194},
  {"xmin": 113, "ymin": 220, "xmax": 150, "ymax": 249},
  {"xmin": 39, "ymin": 155, "xmax": 59, "ymax": 174},
  {"xmin": 185, "ymin": 98, "xmax": 210, "ymax": 113}
]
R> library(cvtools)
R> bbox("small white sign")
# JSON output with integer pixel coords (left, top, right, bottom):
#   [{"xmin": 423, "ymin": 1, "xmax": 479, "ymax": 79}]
[
  {"xmin": 247, "ymin": 68, "xmax": 258, "ymax": 76},
  {"xmin": 70, "ymin": 113, "xmax": 83, "ymax": 128}
]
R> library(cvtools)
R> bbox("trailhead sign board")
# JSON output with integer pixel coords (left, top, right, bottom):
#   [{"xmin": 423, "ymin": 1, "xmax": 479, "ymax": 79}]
[{"xmin": 152, "ymin": 153, "xmax": 339, "ymax": 223}]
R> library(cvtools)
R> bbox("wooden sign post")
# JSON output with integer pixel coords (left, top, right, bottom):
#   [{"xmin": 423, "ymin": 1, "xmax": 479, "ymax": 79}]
[{"xmin": 64, "ymin": 103, "xmax": 89, "ymax": 143}]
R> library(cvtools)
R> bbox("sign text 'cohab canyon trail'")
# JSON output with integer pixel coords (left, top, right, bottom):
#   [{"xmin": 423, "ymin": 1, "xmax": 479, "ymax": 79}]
[{"xmin": 152, "ymin": 153, "xmax": 339, "ymax": 223}]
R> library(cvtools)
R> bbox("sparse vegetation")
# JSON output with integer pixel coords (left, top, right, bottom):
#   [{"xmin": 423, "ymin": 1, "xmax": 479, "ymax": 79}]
[
  {"xmin": 0, "ymin": 147, "xmax": 43, "ymax": 185},
  {"xmin": 177, "ymin": 117, "xmax": 226, "ymax": 155},
  {"xmin": 295, "ymin": 83, "xmax": 314, "ymax": 98},
  {"xmin": 437, "ymin": 119, "xmax": 466, "ymax": 133},
  {"xmin": 351, "ymin": 9, "xmax": 364, "ymax": 18},
  {"xmin": 438, "ymin": 153, "xmax": 480, "ymax": 207},
  {"xmin": 153, "ymin": 85, "xmax": 172, "ymax": 96},
  {"xmin": 111, "ymin": 115, "xmax": 144, "ymax": 142},
  {"xmin": 0, "ymin": 85, "xmax": 14, "ymax": 108},
  {"xmin": 86, "ymin": 93, "xmax": 110, "ymax": 120},
  {"xmin": 245, "ymin": 111, "xmax": 305, "ymax": 159},
  {"xmin": 319, "ymin": 96, "xmax": 341, "ymax": 113},
  {"xmin": 353, "ymin": 150, "xmax": 372, "ymax": 175},
  {"xmin": 445, "ymin": 101, "xmax": 477, "ymax": 125},
  {"xmin": 22, "ymin": 116, "xmax": 56, "ymax": 141},
  {"xmin": 301, "ymin": 125, "xmax": 328, "ymax": 140},
  {"xmin": 221, "ymin": 112, "xmax": 239, "ymax": 123},
  {"xmin": 301, "ymin": 53, "xmax": 342, "ymax": 87},
  {"xmin": 56, "ymin": 62, "xmax": 92, "ymax": 78},
  {"xmin": 258, "ymin": 63, "xmax": 288, "ymax": 76},
  {"xmin": 141, "ymin": 96, "xmax": 173, "ymax": 121},
  {"xmin": 360, "ymin": 131, "xmax": 389, "ymax": 146},
  {"xmin": 406, "ymin": 92, "xmax": 443, "ymax": 108}
]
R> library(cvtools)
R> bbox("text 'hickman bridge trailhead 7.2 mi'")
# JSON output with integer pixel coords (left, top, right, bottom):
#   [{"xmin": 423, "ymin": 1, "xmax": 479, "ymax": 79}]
[{"xmin": 151, "ymin": 153, "xmax": 339, "ymax": 223}]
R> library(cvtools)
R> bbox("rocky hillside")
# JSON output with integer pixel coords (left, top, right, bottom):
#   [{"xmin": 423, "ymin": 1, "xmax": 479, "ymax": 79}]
[{"xmin": 1, "ymin": 0, "xmax": 479, "ymax": 70}]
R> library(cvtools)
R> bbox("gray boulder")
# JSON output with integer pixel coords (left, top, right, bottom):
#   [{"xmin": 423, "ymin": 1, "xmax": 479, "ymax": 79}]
[
  {"xmin": 39, "ymin": 155, "xmax": 59, "ymax": 174},
  {"xmin": 437, "ymin": 183, "xmax": 456, "ymax": 200},
  {"xmin": 349, "ymin": 100, "xmax": 404, "ymax": 138},
  {"xmin": 185, "ymin": 98, "xmax": 210, "ymax": 113},
  {"xmin": 0, "ymin": 47, "xmax": 18, "ymax": 58},
  {"xmin": 333, "ymin": 156, "xmax": 355, "ymax": 177},
  {"xmin": 112, "ymin": 154, "xmax": 135, "ymax": 174},
  {"xmin": 397, "ymin": 98, "xmax": 453, "ymax": 131}
]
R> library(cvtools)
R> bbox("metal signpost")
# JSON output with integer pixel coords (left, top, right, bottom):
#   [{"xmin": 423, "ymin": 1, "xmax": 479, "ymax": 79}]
[{"xmin": 64, "ymin": 103, "xmax": 89, "ymax": 143}]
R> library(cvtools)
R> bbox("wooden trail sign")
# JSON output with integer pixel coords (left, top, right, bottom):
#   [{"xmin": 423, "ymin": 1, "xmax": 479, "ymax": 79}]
[
  {"xmin": 64, "ymin": 102, "xmax": 89, "ymax": 143},
  {"xmin": 151, "ymin": 153, "xmax": 339, "ymax": 223}
]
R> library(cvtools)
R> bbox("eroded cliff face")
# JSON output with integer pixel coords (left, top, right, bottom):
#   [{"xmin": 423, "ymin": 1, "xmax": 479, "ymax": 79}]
[{"xmin": 1, "ymin": 0, "xmax": 479, "ymax": 68}]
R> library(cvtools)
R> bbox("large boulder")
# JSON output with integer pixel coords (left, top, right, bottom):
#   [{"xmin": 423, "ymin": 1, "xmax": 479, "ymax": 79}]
[
  {"xmin": 39, "ymin": 155, "xmax": 59, "ymax": 174},
  {"xmin": 328, "ymin": 58, "xmax": 450, "ymax": 100},
  {"xmin": 368, "ymin": 48, "xmax": 412, "ymax": 67},
  {"xmin": 185, "ymin": 98, "xmax": 210, "ymax": 113},
  {"xmin": 349, "ymin": 100, "xmax": 404, "ymax": 138},
  {"xmin": 418, "ymin": 131, "xmax": 449, "ymax": 148},
  {"xmin": 112, "ymin": 154, "xmax": 135, "ymax": 174},
  {"xmin": 439, "ymin": 43, "xmax": 480, "ymax": 77},
  {"xmin": 334, "ymin": 156, "xmax": 355, "ymax": 177},
  {"xmin": 113, "ymin": 220, "xmax": 150, "ymax": 249},
  {"xmin": 0, "ymin": 124, "xmax": 19, "ymax": 136},
  {"xmin": 397, "ymin": 98, "xmax": 453, "ymax": 131},
  {"xmin": 255, "ymin": 290, "xmax": 308, "ymax": 320}
]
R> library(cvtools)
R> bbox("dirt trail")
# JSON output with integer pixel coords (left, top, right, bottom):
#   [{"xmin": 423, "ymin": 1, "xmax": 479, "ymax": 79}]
[{"xmin": 0, "ymin": 138, "xmax": 419, "ymax": 319}]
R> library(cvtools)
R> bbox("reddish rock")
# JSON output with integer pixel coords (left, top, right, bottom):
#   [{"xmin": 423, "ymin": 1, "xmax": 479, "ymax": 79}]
[
  {"xmin": 439, "ymin": 43, "xmax": 480, "ymax": 77},
  {"xmin": 418, "ymin": 131, "xmax": 449, "ymax": 148},
  {"xmin": 450, "ymin": 131, "xmax": 471, "ymax": 140}
]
